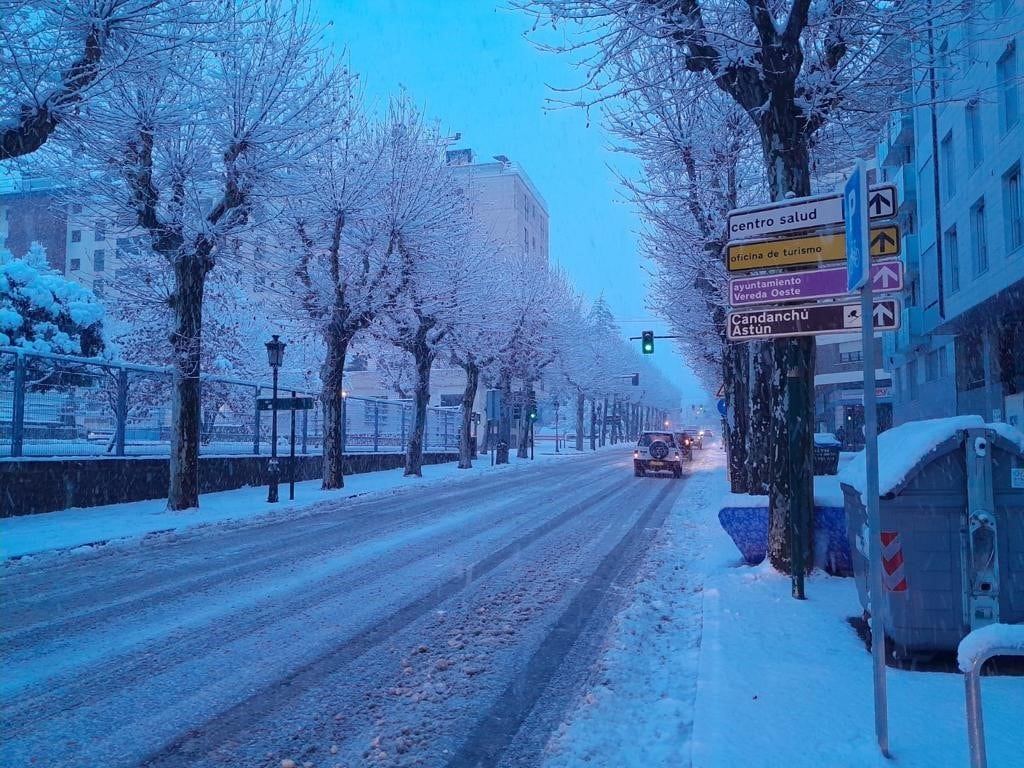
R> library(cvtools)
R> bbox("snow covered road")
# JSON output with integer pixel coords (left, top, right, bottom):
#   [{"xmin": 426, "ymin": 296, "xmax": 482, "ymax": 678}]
[{"xmin": 1, "ymin": 448, "xmax": 693, "ymax": 767}]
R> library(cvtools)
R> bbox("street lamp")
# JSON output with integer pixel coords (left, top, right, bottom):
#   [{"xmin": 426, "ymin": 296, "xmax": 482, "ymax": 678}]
[{"xmin": 265, "ymin": 334, "xmax": 286, "ymax": 503}]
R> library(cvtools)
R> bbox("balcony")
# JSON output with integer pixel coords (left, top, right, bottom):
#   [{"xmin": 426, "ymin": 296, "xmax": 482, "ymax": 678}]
[{"xmin": 877, "ymin": 109, "xmax": 914, "ymax": 169}]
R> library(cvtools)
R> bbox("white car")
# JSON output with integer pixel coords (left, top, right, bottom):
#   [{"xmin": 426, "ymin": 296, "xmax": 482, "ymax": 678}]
[{"xmin": 633, "ymin": 431, "xmax": 684, "ymax": 478}]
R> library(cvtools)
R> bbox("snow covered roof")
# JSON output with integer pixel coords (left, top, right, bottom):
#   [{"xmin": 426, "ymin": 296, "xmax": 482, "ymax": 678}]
[{"xmin": 838, "ymin": 416, "xmax": 1024, "ymax": 499}]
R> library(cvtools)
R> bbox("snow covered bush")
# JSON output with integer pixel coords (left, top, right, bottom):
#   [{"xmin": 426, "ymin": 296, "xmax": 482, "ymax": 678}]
[{"xmin": 0, "ymin": 242, "xmax": 104, "ymax": 356}]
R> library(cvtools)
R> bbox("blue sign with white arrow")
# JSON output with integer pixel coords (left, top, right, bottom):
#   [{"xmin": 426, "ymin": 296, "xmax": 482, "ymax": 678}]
[{"xmin": 844, "ymin": 160, "xmax": 870, "ymax": 292}]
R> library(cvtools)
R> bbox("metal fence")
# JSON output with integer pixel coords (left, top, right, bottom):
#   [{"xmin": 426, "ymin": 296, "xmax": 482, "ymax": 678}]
[{"xmin": 0, "ymin": 347, "xmax": 460, "ymax": 459}]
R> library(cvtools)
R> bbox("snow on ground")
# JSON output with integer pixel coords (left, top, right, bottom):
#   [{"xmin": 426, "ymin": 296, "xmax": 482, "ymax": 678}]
[
  {"xmin": 543, "ymin": 442, "xmax": 1023, "ymax": 768},
  {"xmin": 0, "ymin": 445, "xmax": 598, "ymax": 560}
]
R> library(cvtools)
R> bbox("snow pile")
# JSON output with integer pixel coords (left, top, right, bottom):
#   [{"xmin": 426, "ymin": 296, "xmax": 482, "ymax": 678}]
[
  {"xmin": 990, "ymin": 421, "xmax": 1024, "ymax": 453},
  {"xmin": 814, "ymin": 432, "xmax": 841, "ymax": 447},
  {"xmin": 957, "ymin": 623, "xmax": 1024, "ymax": 673},
  {"xmin": 839, "ymin": 415, "xmax": 986, "ymax": 497}
]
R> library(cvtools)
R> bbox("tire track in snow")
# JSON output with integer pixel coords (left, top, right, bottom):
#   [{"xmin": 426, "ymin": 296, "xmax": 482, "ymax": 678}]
[
  {"xmin": 134, "ymin": 479, "xmax": 634, "ymax": 768},
  {"xmin": 0, "ymin": 466, "xmax": 617, "ymax": 738},
  {"xmin": 444, "ymin": 477, "xmax": 686, "ymax": 768}
]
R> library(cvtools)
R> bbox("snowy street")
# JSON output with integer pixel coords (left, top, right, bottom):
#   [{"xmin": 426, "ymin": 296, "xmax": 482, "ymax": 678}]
[{"xmin": 1, "ymin": 447, "xmax": 694, "ymax": 767}]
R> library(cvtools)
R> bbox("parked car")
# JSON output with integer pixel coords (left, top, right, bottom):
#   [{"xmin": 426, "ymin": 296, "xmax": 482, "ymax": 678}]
[
  {"xmin": 633, "ymin": 431, "xmax": 684, "ymax": 478},
  {"xmin": 673, "ymin": 432, "xmax": 695, "ymax": 462}
]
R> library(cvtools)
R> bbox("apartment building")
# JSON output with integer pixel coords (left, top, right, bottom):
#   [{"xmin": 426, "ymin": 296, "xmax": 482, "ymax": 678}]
[{"xmin": 876, "ymin": 3, "xmax": 1024, "ymax": 429}]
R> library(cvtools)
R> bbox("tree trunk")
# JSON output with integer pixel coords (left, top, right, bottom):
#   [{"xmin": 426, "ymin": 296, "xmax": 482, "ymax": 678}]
[
  {"xmin": 320, "ymin": 328, "xmax": 351, "ymax": 490},
  {"xmin": 600, "ymin": 398, "xmax": 608, "ymax": 446},
  {"xmin": 590, "ymin": 399, "xmax": 596, "ymax": 451},
  {"xmin": 496, "ymin": 375, "xmax": 511, "ymax": 464},
  {"xmin": 404, "ymin": 328, "xmax": 434, "ymax": 477},
  {"xmin": 757, "ymin": 105, "xmax": 816, "ymax": 575},
  {"xmin": 725, "ymin": 340, "xmax": 750, "ymax": 493},
  {"xmin": 516, "ymin": 384, "xmax": 534, "ymax": 459},
  {"xmin": 575, "ymin": 393, "xmax": 585, "ymax": 451},
  {"xmin": 458, "ymin": 361, "xmax": 479, "ymax": 469},
  {"xmin": 167, "ymin": 256, "xmax": 208, "ymax": 511}
]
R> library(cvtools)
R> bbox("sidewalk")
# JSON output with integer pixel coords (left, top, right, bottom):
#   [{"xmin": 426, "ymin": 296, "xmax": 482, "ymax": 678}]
[
  {"xmin": 0, "ymin": 445, "xmax": 597, "ymax": 561},
  {"xmin": 541, "ymin": 446, "xmax": 1022, "ymax": 767}
]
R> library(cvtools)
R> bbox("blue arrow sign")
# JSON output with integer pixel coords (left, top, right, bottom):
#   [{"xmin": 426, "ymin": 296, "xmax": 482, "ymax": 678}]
[{"xmin": 844, "ymin": 161, "xmax": 870, "ymax": 292}]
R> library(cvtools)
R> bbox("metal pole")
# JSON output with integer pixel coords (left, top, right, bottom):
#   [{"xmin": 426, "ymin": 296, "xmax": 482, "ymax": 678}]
[
  {"xmin": 555, "ymin": 402, "xmax": 560, "ymax": 453},
  {"xmin": 115, "ymin": 367, "xmax": 128, "ymax": 456},
  {"xmin": 267, "ymin": 370, "xmax": 279, "ymax": 503},
  {"xmin": 373, "ymin": 401, "xmax": 380, "ymax": 452},
  {"xmin": 289, "ymin": 389, "xmax": 296, "ymax": 501},
  {"xmin": 530, "ymin": 419, "xmax": 534, "ymax": 460},
  {"xmin": 301, "ymin": 402, "xmax": 308, "ymax": 455},
  {"xmin": 965, "ymin": 669, "xmax": 986, "ymax": 768},
  {"xmin": 253, "ymin": 386, "xmax": 261, "ymax": 455},
  {"xmin": 862, "ymin": 266, "xmax": 890, "ymax": 757},
  {"xmin": 340, "ymin": 395, "xmax": 347, "ymax": 455},
  {"xmin": 10, "ymin": 353, "xmax": 25, "ymax": 458},
  {"xmin": 788, "ymin": 363, "xmax": 806, "ymax": 600}
]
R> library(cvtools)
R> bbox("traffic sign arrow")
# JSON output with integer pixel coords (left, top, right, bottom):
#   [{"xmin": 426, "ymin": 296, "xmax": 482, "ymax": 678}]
[
  {"xmin": 870, "ymin": 228, "xmax": 898, "ymax": 255},
  {"xmin": 873, "ymin": 301, "xmax": 895, "ymax": 325},
  {"xmin": 868, "ymin": 188, "xmax": 897, "ymax": 218},
  {"xmin": 873, "ymin": 263, "xmax": 901, "ymax": 290}
]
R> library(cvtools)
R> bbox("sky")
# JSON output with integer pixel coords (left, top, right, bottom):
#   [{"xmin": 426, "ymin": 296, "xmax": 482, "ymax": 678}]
[{"xmin": 318, "ymin": 0, "xmax": 710, "ymax": 407}]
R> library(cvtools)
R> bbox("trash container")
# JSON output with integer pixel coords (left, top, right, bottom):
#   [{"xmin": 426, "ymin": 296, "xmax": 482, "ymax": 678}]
[
  {"xmin": 839, "ymin": 416, "xmax": 1024, "ymax": 659},
  {"xmin": 814, "ymin": 433, "xmax": 841, "ymax": 475}
]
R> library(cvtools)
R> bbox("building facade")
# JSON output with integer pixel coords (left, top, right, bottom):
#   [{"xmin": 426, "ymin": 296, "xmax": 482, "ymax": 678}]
[{"xmin": 876, "ymin": 3, "xmax": 1024, "ymax": 430}]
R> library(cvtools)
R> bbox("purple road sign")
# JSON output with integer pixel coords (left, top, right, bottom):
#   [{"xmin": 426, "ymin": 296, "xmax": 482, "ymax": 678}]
[{"xmin": 729, "ymin": 260, "xmax": 903, "ymax": 308}]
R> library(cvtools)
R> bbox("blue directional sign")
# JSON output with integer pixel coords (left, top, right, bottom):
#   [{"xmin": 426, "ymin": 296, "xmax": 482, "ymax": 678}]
[
  {"xmin": 717, "ymin": 398, "xmax": 727, "ymax": 416},
  {"xmin": 844, "ymin": 160, "xmax": 870, "ymax": 292}
]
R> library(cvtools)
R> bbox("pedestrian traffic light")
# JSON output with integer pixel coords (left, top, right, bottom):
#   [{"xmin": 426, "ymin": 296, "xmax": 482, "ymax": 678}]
[{"xmin": 641, "ymin": 331, "xmax": 654, "ymax": 354}]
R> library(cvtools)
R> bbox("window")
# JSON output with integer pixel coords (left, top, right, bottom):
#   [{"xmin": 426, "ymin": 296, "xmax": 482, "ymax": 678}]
[
  {"xmin": 71, "ymin": 230, "xmax": 81, "ymax": 243},
  {"xmin": 940, "ymin": 131, "xmax": 956, "ymax": 200},
  {"xmin": 93, "ymin": 250, "xmax": 105, "ymax": 272},
  {"xmin": 965, "ymin": 100, "xmax": 983, "ymax": 169},
  {"xmin": 998, "ymin": 43, "xmax": 1019, "ymax": 132},
  {"xmin": 964, "ymin": 1, "xmax": 981, "ymax": 60},
  {"xmin": 94, "ymin": 222, "xmax": 106, "ymax": 241},
  {"xmin": 439, "ymin": 394, "xmax": 462, "ymax": 407},
  {"xmin": 944, "ymin": 226, "xmax": 960, "ymax": 293},
  {"xmin": 907, "ymin": 359, "xmax": 919, "ymax": 400},
  {"xmin": 69, "ymin": 257, "xmax": 81, "ymax": 271},
  {"xmin": 938, "ymin": 346, "xmax": 949, "ymax": 378},
  {"xmin": 840, "ymin": 350, "xmax": 864, "ymax": 363},
  {"xmin": 71, "ymin": 203, "xmax": 83, "ymax": 214},
  {"xmin": 1004, "ymin": 164, "xmax": 1023, "ymax": 251},
  {"xmin": 971, "ymin": 198, "xmax": 988, "ymax": 275},
  {"xmin": 93, "ymin": 278, "xmax": 105, "ymax": 298},
  {"xmin": 926, "ymin": 350, "xmax": 939, "ymax": 381},
  {"xmin": 524, "ymin": 227, "xmax": 528, "ymax": 249}
]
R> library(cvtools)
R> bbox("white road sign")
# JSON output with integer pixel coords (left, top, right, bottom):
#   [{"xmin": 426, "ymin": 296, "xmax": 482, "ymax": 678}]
[{"xmin": 728, "ymin": 184, "xmax": 897, "ymax": 241}]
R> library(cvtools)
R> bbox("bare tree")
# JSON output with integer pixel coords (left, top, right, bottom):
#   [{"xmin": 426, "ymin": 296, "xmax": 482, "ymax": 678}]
[
  {"xmin": 1, "ymin": 0, "xmax": 204, "ymax": 160},
  {"xmin": 64, "ymin": 0, "xmax": 334, "ymax": 509},
  {"xmin": 521, "ymin": 0, "xmax": 966, "ymax": 571}
]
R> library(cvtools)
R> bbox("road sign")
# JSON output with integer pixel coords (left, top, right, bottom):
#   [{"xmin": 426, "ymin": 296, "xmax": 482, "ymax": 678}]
[
  {"xmin": 727, "ymin": 184, "xmax": 897, "ymax": 240},
  {"xmin": 717, "ymin": 398, "xmax": 727, "ymax": 416},
  {"xmin": 257, "ymin": 396, "xmax": 314, "ymax": 411},
  {"xmin": 729, "ymin": 260, "xmax": 904, "ymax": 307},
  {"xmin": 726, "ymin": 298, "xmax": 901, "ymax": 341},
  {"xmin": 845, "ymin": 160, "xmax": 871, "ymax": 291},
  {"xmin": 726, "ymin": 225, "xmax": 900, "ymax": 272}
]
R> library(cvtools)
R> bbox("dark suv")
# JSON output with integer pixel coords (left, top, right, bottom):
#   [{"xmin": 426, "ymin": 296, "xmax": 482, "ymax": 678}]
[{"xmin": 633, "ymin": 431, "xmax": 684, "ymax": 478}]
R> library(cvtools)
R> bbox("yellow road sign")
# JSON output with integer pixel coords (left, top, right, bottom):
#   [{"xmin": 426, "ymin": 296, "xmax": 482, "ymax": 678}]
[{"xmin": 727, "ymin": 226, "xmax": 901, "ymax": 273}]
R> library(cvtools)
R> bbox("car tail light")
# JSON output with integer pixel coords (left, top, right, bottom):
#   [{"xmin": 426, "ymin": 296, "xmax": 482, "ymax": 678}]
[
  {"xmin": 675, "ymin": 452, "xmax": 680, "ymax": 458},
  {"xmin": 633, "ymin": 450, "xmax": 639, "ymax": 457}
]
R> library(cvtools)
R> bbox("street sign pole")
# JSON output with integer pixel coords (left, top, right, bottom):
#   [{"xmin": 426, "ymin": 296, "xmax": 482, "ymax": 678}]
[{"xmin": 846, "ymin": 160, "xmax": 890, "ymax": 757}]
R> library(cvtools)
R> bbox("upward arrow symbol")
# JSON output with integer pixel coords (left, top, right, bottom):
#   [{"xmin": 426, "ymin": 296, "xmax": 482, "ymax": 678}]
[
  {"xmin": 873, "ymin": 302, "xmax": 895, "ymax": 326},
  {"xmin": 871, "ymin": 229, "xmax": 897, "ymax": 254},
  {"xmin": 869, "ymin": 191, "xmax": 893, "ymax": 217}
]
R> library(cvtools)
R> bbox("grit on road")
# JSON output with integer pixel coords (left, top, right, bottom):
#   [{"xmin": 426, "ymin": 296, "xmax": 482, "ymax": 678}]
[{"xmin": 0, "ymin": 447, "xmax": 707, "ymax": 768}]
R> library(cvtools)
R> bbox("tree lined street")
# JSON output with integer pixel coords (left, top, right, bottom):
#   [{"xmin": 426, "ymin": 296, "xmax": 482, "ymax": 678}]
[{"xmin": 1, "ymin": 448, "xmax": 696, "ymax": 768}]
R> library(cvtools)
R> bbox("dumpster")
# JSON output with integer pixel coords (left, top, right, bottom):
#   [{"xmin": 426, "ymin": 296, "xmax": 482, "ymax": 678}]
[
  {"xmin": 839, "ymin": 415, "xmax": 1024, "ymax": 659},
  {"xmin": 813, "ymin": 433, "xmax": 841, "ymax": 475}
]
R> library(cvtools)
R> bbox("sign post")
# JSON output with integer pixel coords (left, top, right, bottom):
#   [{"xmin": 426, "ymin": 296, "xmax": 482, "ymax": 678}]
[{"xmin": 846, "ymin": 160, "xmax": 890, "ymax": 758}]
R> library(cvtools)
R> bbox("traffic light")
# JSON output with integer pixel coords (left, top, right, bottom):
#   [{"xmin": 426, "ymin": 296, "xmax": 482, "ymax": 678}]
[
  {"xmin": 641, "ymin": 330, "xmax": 654, "ymax": 354},
  {"xmin": 529, "ymin": 406, "xmax": 538, "ymax": 420},
  {"xmin": 631, "ymin": 373, "xmax": 639, "ymax": 386}
]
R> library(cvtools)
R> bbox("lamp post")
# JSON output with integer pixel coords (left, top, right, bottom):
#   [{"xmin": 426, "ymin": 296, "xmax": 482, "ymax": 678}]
[
  {"xmin": 265, "ymin": 334, "xmax": 286, "ymax": 503},
  {"xmin": 554, "ymin": 399, "xmax": 560, "ymax": 453}
]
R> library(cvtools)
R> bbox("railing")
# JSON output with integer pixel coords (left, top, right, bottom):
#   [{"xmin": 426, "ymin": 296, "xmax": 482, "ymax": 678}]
[
  {"xmin": 958, "ymin": 624, "xmax": 1024, "ymax": 768},
  {"xmin": 0, "ymin": 347, "xmax": 460, "ymax": 458}
]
